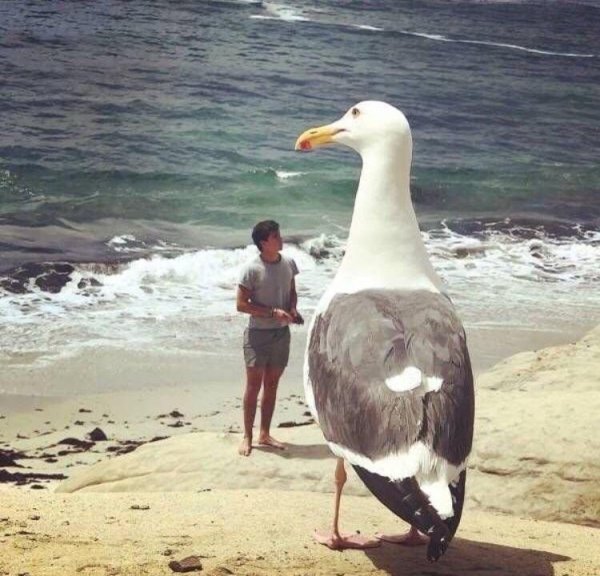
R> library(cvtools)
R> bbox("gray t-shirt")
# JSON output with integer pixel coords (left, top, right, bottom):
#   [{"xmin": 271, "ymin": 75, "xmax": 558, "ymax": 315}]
[{"xmin": 238, "ymin": 253, "xmax": 299, "ymax": 329}]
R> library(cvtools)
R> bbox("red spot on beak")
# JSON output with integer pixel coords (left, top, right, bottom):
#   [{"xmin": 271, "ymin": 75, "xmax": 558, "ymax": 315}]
[{"xmin": 300, "ymin": 139, "xmax": 312, "ymax": 151}]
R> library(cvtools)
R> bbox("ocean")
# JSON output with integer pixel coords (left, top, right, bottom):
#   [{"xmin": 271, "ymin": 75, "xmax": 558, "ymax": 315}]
[{"xmin": 1, "ymin": 0, "xmax": 599, "ymax": 394}]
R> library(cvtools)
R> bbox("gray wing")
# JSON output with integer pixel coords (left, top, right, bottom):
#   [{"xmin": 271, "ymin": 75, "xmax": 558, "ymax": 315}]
[{"xmin": 308, "ymin": 289, "xmax": 474, "ymax": 465}]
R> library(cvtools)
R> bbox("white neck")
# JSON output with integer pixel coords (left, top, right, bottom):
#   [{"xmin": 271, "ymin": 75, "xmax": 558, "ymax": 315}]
[{"xmin": 332, "ymin": 146, "xmax": 443, "ymax": 294}]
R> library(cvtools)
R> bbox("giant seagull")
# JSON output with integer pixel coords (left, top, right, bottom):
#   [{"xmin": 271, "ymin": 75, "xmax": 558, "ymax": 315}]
[{"xmin": 294, "ymin": 101, "xmax": 475, "ymax": 562}]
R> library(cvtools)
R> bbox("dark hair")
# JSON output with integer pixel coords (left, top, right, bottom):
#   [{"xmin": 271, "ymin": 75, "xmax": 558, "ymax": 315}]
[{"xmin": 252, "ymin": 220, "xmax": 279, "ymax": 251}]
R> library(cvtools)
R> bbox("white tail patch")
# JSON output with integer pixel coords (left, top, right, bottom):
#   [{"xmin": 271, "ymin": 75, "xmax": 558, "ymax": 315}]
[
  {"xmin": 420, "ymin": 479, "xmax": 453, "ymax": 519},
  {"xmin": 386, "ymin": 366, "xmax": 422, "ymax": 391},
  {"xmin": 386, "ymin": 368, "xmax": 444, "ymax": 394}
]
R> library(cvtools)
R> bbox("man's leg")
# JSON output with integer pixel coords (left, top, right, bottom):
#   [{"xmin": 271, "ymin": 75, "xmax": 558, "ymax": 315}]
[
  {"xmin": 258, "ymin": 365, "xmax": 285, "ymax": 449},
  {"xmin": 239, "ymin": 366, "xmax": 264, "ymax": 456}
]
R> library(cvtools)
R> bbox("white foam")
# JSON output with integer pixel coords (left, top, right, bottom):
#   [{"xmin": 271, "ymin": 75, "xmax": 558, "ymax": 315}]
[
  {"xmin": 1, "ymin": 227, "xmax": 599, "ymax": 379},
  {"xmin": 353, "ymin": 24, "xmax": 384, "ymax": 32},
  {"xmin": 275, "ymin": 170, "xmax": 304, "ymax": 180},
  {"xmin": 401, "ymin": 30, "xmax": 596, "ymax": 58},
  {"xmin": 255, "ymin": 2, "xmax": 310, "ymax": 22}
]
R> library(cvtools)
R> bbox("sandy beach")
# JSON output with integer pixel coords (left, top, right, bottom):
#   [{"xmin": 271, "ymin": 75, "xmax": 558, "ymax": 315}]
[{"xmin": 1, "ymin": 324, "xmax": 599, "ymax": 575}]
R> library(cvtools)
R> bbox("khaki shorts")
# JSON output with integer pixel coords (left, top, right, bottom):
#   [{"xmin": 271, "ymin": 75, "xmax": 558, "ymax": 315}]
[{"xmin": 243, "ymin": 327, "xmax": 291, "ymax": 368}]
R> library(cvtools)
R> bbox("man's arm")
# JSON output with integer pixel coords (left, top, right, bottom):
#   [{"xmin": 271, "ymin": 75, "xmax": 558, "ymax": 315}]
[
  {"xmin": 288, "ymin": 278, "xmax": 304, "ymax": 324},
  {"xmin": 289, "ymin": 278, "xmax": 298, "ymax": 316},
  {"xmin": 237, "ymin": 285, "xmax": 292, "ymax": 322}
]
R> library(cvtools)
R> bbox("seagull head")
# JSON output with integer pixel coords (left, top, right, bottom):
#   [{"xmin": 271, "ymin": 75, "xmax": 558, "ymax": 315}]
[{"xmin": 295, "ymin": 101, "xmax": 411, "ymax": 157}]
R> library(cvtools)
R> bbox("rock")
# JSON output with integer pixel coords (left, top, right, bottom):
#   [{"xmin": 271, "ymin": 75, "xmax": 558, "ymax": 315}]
[
  {"xmin": 130, "ymin": 504, "xmax": 150, "ymax": 510},
  {"xmin": 35, "ymin": 269, "xmax": 73, "ymax": 293},
  {"xmin": 56, "ymin": 438, "xmax": 94, "ymax": 451},
  {"xmin": 169, "ymin": 410, "xmax": 184, "ymax": 418},
  {"xmin": 277, "ymin": 419, "xmax": 314, "ymax": 428},
  {"xmin": 150, "ymin": 436, "xmax": 169, "ymax": 443},
  {"xmin": 0, "ymin": 449, "xmax": 25, "ymax": 467},
  {"xmin": 88, "ymin": 427, "xmax": 108, "ymax": 441},
  {"xmin": 167, "ymin": 421, "xmax": 184, "ymax": 428},
  {"xmin": 79, "ymin": 408, "xmax": 92, "ymax": 413},
  {"xmin": 169, "ymin": 556, "xmax": 202, "ymax": 573}
]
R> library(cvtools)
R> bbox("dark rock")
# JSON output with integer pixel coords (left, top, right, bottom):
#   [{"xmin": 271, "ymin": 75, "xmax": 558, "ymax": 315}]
[
  {"xmin": 277, "ymin": 419, "xmax": 314, "ymax": 428},
  {"xmin": 0, "ymin": 278, "xmax": 28, "ymax": 294},
  {"xmin": 0, "ymin": 469, "xmax": 67, "ymax": 486},
  {"xmin": 88, "ymin": 427, "xmax": 107, "ymax": 441},
  {"xmin": 167, "ymin": 421, "xmax": 184, "ymax": 428},
  {"xmin": 35, "ymin": 270, "xmax": 71, "ymax": 293},
  {"xmin": 169, "ymin": 410, "xmax": 184, "ymax": 418},
  {"xmin": 74, "ymin": 420, "xmax": 85, "ymax": 426},
  {"xmin": 56, "ymin": 437, "xmax": 94, "ymax": 450},
  {"xmin": 130, "ymin": 504, "xmax": 150, "ymax": 510},
  {"xmin": 54, "ymin": 263, "xmax": 74, "ymax": 274},
  {"xmin": 79, "ymin": 408, "xmax": 92, "ymax": 413},
  {"xmin": 0, "ymin": 449, "xmax": 26, "ymax": 467},
  {"xmin": 169, "ymin": 556, "xmax": 202, "ymax": 573},
  {"xmin": 30, "ymin": 484, "xmax": 46, "ymax": 490},
  {"xmin": 107, "ymin": 440, "xmax": 143, "ymax": 455}
]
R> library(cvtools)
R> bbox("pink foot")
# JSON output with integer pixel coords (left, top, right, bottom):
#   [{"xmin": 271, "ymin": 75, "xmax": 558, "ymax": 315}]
[
  {"xmin": 238, "ymin": 437, "xmax": 252, "ymax": 457},
  {"xmin": 257, "ymin": 435, "xmax": 286, "ymax": 450},
  {"xmin": 314, "ymin": 530, "xmax": 381, "ymax": 550},
  {"xmin": 375, "ymin": 528, "xmax": 429, "ymax": 546}
]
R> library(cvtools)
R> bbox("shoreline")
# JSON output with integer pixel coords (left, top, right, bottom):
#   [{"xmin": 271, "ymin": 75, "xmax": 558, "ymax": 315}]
[{"xmin": 0, "ymin": 319, "xmax": 592, "ymax": 402}]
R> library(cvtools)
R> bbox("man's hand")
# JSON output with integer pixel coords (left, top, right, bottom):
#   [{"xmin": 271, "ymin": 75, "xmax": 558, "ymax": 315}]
[
  {"xmin": 273, "ymin": 308, "xmax": 293, "ymax": 324},
  {"xmin": 289, "ymin": 309, "xmax": 305, "ymax": 325}
]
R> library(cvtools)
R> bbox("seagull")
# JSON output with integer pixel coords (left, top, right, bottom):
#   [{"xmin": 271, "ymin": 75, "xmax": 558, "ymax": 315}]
[{"xmin": 294, "ymin": 101, "xmax": 474, "ymax": 562}]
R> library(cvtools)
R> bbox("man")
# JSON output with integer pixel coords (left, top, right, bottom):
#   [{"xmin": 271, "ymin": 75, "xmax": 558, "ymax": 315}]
[{"xmin": 236, "ymin": 220, "xmax": 302, "ymax": 457}]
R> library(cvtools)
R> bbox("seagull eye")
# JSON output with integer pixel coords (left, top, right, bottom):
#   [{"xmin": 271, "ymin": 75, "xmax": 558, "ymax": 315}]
[{"xmin": 351, "ymin": 107, "xmax": 360, "ymax": 118}]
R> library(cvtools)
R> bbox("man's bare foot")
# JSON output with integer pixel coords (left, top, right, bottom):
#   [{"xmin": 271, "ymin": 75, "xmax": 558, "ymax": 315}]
[
  {"xmin": 314, "ymin": 530, "xmax": 380, "ymax": 550},
  {"xmin": 238, "ymin": 436, "xmax": 252, "ymax": 457},
  {"xmin": 257, "ymin": 434, "xmax": 285, "ymax": 450},
  {"xmin": 375, "ymin": 526, "xmax": 429, "ymax": 546}
]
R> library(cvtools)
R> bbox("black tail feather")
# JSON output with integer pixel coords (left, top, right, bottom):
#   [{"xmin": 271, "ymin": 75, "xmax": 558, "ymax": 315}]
[
  {"xmin": 353, "ymin": 466, "xmax": 466, "ymax": 562},
  {"xmin": 445, "ymin": 470, "xmax": 467, "ymax": 542}
]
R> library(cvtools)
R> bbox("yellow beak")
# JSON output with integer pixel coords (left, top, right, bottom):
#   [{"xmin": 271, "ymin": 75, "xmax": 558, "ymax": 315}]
[{"xmin": 294, "ymin": 124, "xmax": 342, "ymax": 151}]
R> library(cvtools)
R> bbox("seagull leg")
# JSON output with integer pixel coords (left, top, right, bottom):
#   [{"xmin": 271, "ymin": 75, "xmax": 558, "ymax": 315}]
[{"xmin": 314, "ymin": 458, "xmax": 380, "ymax": 550}]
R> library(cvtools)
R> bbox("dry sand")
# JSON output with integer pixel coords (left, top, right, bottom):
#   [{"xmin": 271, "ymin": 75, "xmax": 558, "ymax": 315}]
[
  {"xmin": 2, "ymin": 489, "xmax": 598, "ymax": 576},
  {"xmin": 1, "ymin": 325, "xmax": 599, "ymax": 575}
]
